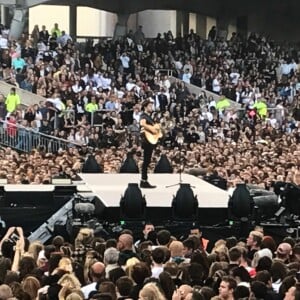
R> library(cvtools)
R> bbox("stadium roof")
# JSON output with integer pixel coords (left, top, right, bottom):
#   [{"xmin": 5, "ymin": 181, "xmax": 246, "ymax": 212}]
[{"xmin": 1, "ymin": 0, "xmax": 299, "ymax": 17}]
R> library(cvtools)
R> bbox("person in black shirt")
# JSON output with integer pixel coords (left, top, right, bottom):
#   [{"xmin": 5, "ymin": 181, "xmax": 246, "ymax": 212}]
[{"xmin": 140, "ymin": 100, "xmax": 157, "ymax": 188}]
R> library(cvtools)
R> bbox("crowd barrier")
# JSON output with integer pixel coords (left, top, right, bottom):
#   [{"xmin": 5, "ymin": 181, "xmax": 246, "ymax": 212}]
[{"xmin": 0, "ymin": 120, "xmax": 82, "ymax": 153}]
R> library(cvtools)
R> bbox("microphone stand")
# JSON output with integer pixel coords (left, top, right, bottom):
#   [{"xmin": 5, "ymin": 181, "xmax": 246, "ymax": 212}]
[{"xmin": 166, "ymin": 137, "xmax": 188, "ymax": 188}]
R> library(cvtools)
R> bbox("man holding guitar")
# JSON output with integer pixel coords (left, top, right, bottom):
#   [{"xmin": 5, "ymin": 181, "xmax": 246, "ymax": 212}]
[{"xmin": 140, "ymin": 99, "xmax": 162, "ymax": 188}]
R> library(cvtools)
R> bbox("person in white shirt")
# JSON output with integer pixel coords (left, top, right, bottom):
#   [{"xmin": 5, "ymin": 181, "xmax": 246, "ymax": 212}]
[
  {"xmin": 266, "ymin": 114, "xmax": 277, "ymax": 128},
  {"xmin": 120, "ymin": 53, "xmax": 130, "ymax": 72},
  {"xmin": 126, "ymin": 78, "xmax": 136, "ymax": 91},
  {"xmin": 183, "ymin": 60, "xmax": 193, "ymax": 75},
  {"xmin": 151, "ymin": 247, "xmax": 165, "ymax": 279},
  {"xmin": 72, "ymin": 80, "xmax": 83, "ymax": 94},
  {"xmin": 33, "ymin": 104, "xmax": 43, "ymax": 129},
  {"xmin": 174, "ymin": 59, "xmax": 183, "ymax": 72},
  {"xmin": 133, "ymin": 106, "xmax": 141, "ymax": 123},
  {"xmin": 229, "ymin": 69, "xmax": 240, "ymax": 85},
  {"xmin": 280, "ymin": 60, "xmax": 290, "ymax": 76},
  {"xmin": 182, "ymin": 69, "xmax": 192, "ymax": 84},
  {"xmin": 57, "ymin": 30, "xmax": 72, "ymax": 47},
  {"xmin": 212, "ymin": 75, "xmax": 221, "ymax": 94},
  {"xmin": 0, "ymin": 35, "xmax": 8, "ymax": 49},
  {"xmin": 81, "ymin": 262, "xmax": 105, "ymax": 299},
  {"xmin": 160, "ymin": 75, "xmax": 171, "ymax": 90}
]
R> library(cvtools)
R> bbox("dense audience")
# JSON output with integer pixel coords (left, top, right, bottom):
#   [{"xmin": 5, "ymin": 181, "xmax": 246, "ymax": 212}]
[
  {"xmin": 0, "ymin": 224, "xmax": 300, "ymax": 299},
  {"xmin": 0, "ymin": 24, "xmax": 299, "ymax": 186},
  {"xmin": 0, "ymin": 21, "xmax": 299, "ymax": 300}
]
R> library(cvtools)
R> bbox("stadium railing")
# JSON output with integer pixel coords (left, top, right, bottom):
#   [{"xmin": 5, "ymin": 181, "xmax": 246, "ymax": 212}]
[{"xmin": 0, "ymin": 120, "xmax": 82, "ymax": 153}]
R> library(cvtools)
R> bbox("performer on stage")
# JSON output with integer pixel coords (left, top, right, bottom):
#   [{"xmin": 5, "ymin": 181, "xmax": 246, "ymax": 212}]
[{"xmin": 140, "ymin": 99, "xmax": 160, "ymax": 188}]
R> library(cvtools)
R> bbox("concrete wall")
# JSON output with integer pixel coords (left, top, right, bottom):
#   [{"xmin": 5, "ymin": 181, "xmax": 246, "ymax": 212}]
[
  {"xmin": 228, "ymin": 19, "xmax": 237, "ymax": 39},
  {"xmin": 248, "ymin": 9, "xmax": 299, "ymax": 41},
  {"xmin": 76, "ymin": 7, "xmax": 117, "ymax": 37},
  {"xmin": 29, "ymin": 5, "xmax": 70, "ymax": 33},
  {"xmin": 0, "ymin": 81, "xmax": 44, "ymax": 107},
  {"xmin": 189, "ymin": 13, "xmax": 197, "ymax": 32},
  {"xmin": 137, "ymin": 10, "xmax": 177, "ymax": 37},
  {"xmin": 29, "ymin": 6, "xmax": 177, "ymax": 38},
  {"xmin": 29, "ymin": 5, "xmax": 118, "ymax": 37},
  {"xmin": 206, "ymin": 16, "xmax": 216, "ymax": 38}
]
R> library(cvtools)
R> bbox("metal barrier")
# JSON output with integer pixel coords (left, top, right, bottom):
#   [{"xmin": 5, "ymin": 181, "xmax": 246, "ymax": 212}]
[
  {"xmin": 155, "ymin": 69, "xmax": 175, "ymax": 77},
  {"xmin": 55, "ymin": 109, "xmax": 116, "ymax": 129},
  {"xmin": 0, "ymin": 120, "xmax": 82, "ymax": 153}
]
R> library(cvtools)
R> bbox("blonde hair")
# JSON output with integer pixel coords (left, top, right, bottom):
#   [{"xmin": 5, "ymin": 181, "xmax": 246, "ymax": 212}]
[
  {"xmin": 59, "ymin": 257, "xmax": 73, "ymax": 273},
  {"xmin": 22, "ymin": 276, "xmax": 40, "ymax": 299},
  {"xmin": 139, "ymin": 283, "xmax": 166, "ymax": 300},
  {"xmin": 169, "ymin": 241, "xmax": 184, "ymax": 257},
  {"xmin": 125, "ymin": 257, "xmax": 140, "ymax": 279},
  {"xmin": 66, "ymin": 291, "xmax": 84, "ymax": 300},
  {"xmin": 27, "ymin": 241, "xmax": 43, "ymax": 261},
  {"xmin": 58, "ymin": 273, "xmax": 81, "ymax": 289}
]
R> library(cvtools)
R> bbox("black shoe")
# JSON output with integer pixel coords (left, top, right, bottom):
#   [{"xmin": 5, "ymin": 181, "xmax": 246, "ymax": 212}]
[{"xmin": 140, "ymin": 181, "xmax": 156, "ymax": 189}]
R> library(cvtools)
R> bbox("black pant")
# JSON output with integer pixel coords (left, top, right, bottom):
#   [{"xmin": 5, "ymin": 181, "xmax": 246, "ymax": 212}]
[{"xmin": 141, "ymin": 140, "xmax": 154, "ymax": 181}]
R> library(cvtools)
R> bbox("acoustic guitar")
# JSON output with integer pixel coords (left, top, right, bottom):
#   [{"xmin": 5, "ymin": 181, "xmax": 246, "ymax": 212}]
[{"xmin": 143, "ymin": 123, "xmax": 163, "ymax": 145}]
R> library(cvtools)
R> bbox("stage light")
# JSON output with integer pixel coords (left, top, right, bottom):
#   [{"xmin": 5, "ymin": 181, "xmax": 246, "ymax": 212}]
[
  {"xmin": 228, "ymin": 183, "xmax": 255, "ymax": 237},
  {"xmin": 247, "ymin": 187, "xmax": 279, "ymax": 221},
  {"xmin": 120, "ymin": 183, "xmax": 146, "ymax": 221},
  {"xmin": 228, "ymin": 183, "xmax": 254, "ymax": 221},
  {"xmin": 82, "ymin": 154, "xmax": 103, "ymax": 173},
  {"xmin": 119, "ymin": 152, "xmax": 139, "ymax": 173},
  {"xmin": 154, "ymin": 154, "xmax": 173, "ymax": 173},
  {"xmin": 253, "ymin": 195, "xmax": 278, "ymax": 220},
  {"xmin": 171, "ymin": 183, "xmax": 198, "ymax": 221}
]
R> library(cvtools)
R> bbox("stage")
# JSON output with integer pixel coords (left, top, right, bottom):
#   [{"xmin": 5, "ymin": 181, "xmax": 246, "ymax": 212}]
[
  {"xmin": 0, "ymin": 174, "xmax": 290, "ymax": 244},
  {"xmin": 78, "ymin": 173, "xmax": 229, "ymax": 208}
]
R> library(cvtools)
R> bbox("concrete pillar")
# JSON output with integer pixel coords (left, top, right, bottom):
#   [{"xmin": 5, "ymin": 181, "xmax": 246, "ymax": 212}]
[
  {"xmin": 196, "ymin": 14, "xmax": 207, "ymax": 38},
  {"xmin": 182, "ymin": 11, "xmax": 189, "ymax": 36},
  {"xmin": 113, "ymin": 12, "xmax": 130, "ymax": 41},
  {"xmin": 176, "ymin": 10, "xmax": 182, "ymax": 37},
  {"xmin": 0, "ymin": 5, "xmax": 5, "ymax": 25},
  {"xmin": 216, "ymin": 15, "xmax": 230, "ymax": 39},
  {"xmin": 69, "ymin": 4, "xmax": 77, "ymax": 39},
  {"xmin": 236, "ymin": 16, "xmax": 248, "ymax": 39},
  {"xmin": 9, "ymin": 8, "xmax": 27, "ymax": 40}
]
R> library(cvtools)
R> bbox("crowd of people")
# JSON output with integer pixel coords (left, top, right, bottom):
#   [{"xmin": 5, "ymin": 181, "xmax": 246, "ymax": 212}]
[
  {"xmin": 0, "ymin": 24, "xmax": 299, "ymax": 187},
  {"xmin": 1, "ymin": 224, "xmax": 300, "ymax": 299},
  {"xmin": 0, "ymin": 20, "xmax": 299, "ymax": 300}
]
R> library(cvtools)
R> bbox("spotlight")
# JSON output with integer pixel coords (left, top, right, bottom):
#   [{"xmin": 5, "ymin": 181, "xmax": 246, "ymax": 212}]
[
  {"xmin": 228, "ymin": 183, "xmax": 254, "ymax": 220},
  {"xmin": 247, "ymin": 186, "xmax": 279, "ymax": 221},
  {"xmin": 228, "ymin": 183, "xmax": 255, "ymax": 237},
  {"xmin": 120, "ymin": 183, "xmax": 146, "ymax": 221},
  {"xmin": 82, "ymin": 154, "xmax": 103, "ymax": 173},
  {"xmin": 119, "ymin": 152, "xmax": 139, "ymax": 173},
  {"xmin": 172, "ymin": 183, "xmax": 198, "ymax": 221},
  {"xmin": 154, "ymin": 154, "xmax": 173, "ymax": 173}
]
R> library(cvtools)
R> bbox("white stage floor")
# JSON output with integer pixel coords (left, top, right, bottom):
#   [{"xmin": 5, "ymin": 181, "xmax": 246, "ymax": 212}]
[{"xmin": 78, "ymin": 173, "xmax": 228, "ymax": 208}]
